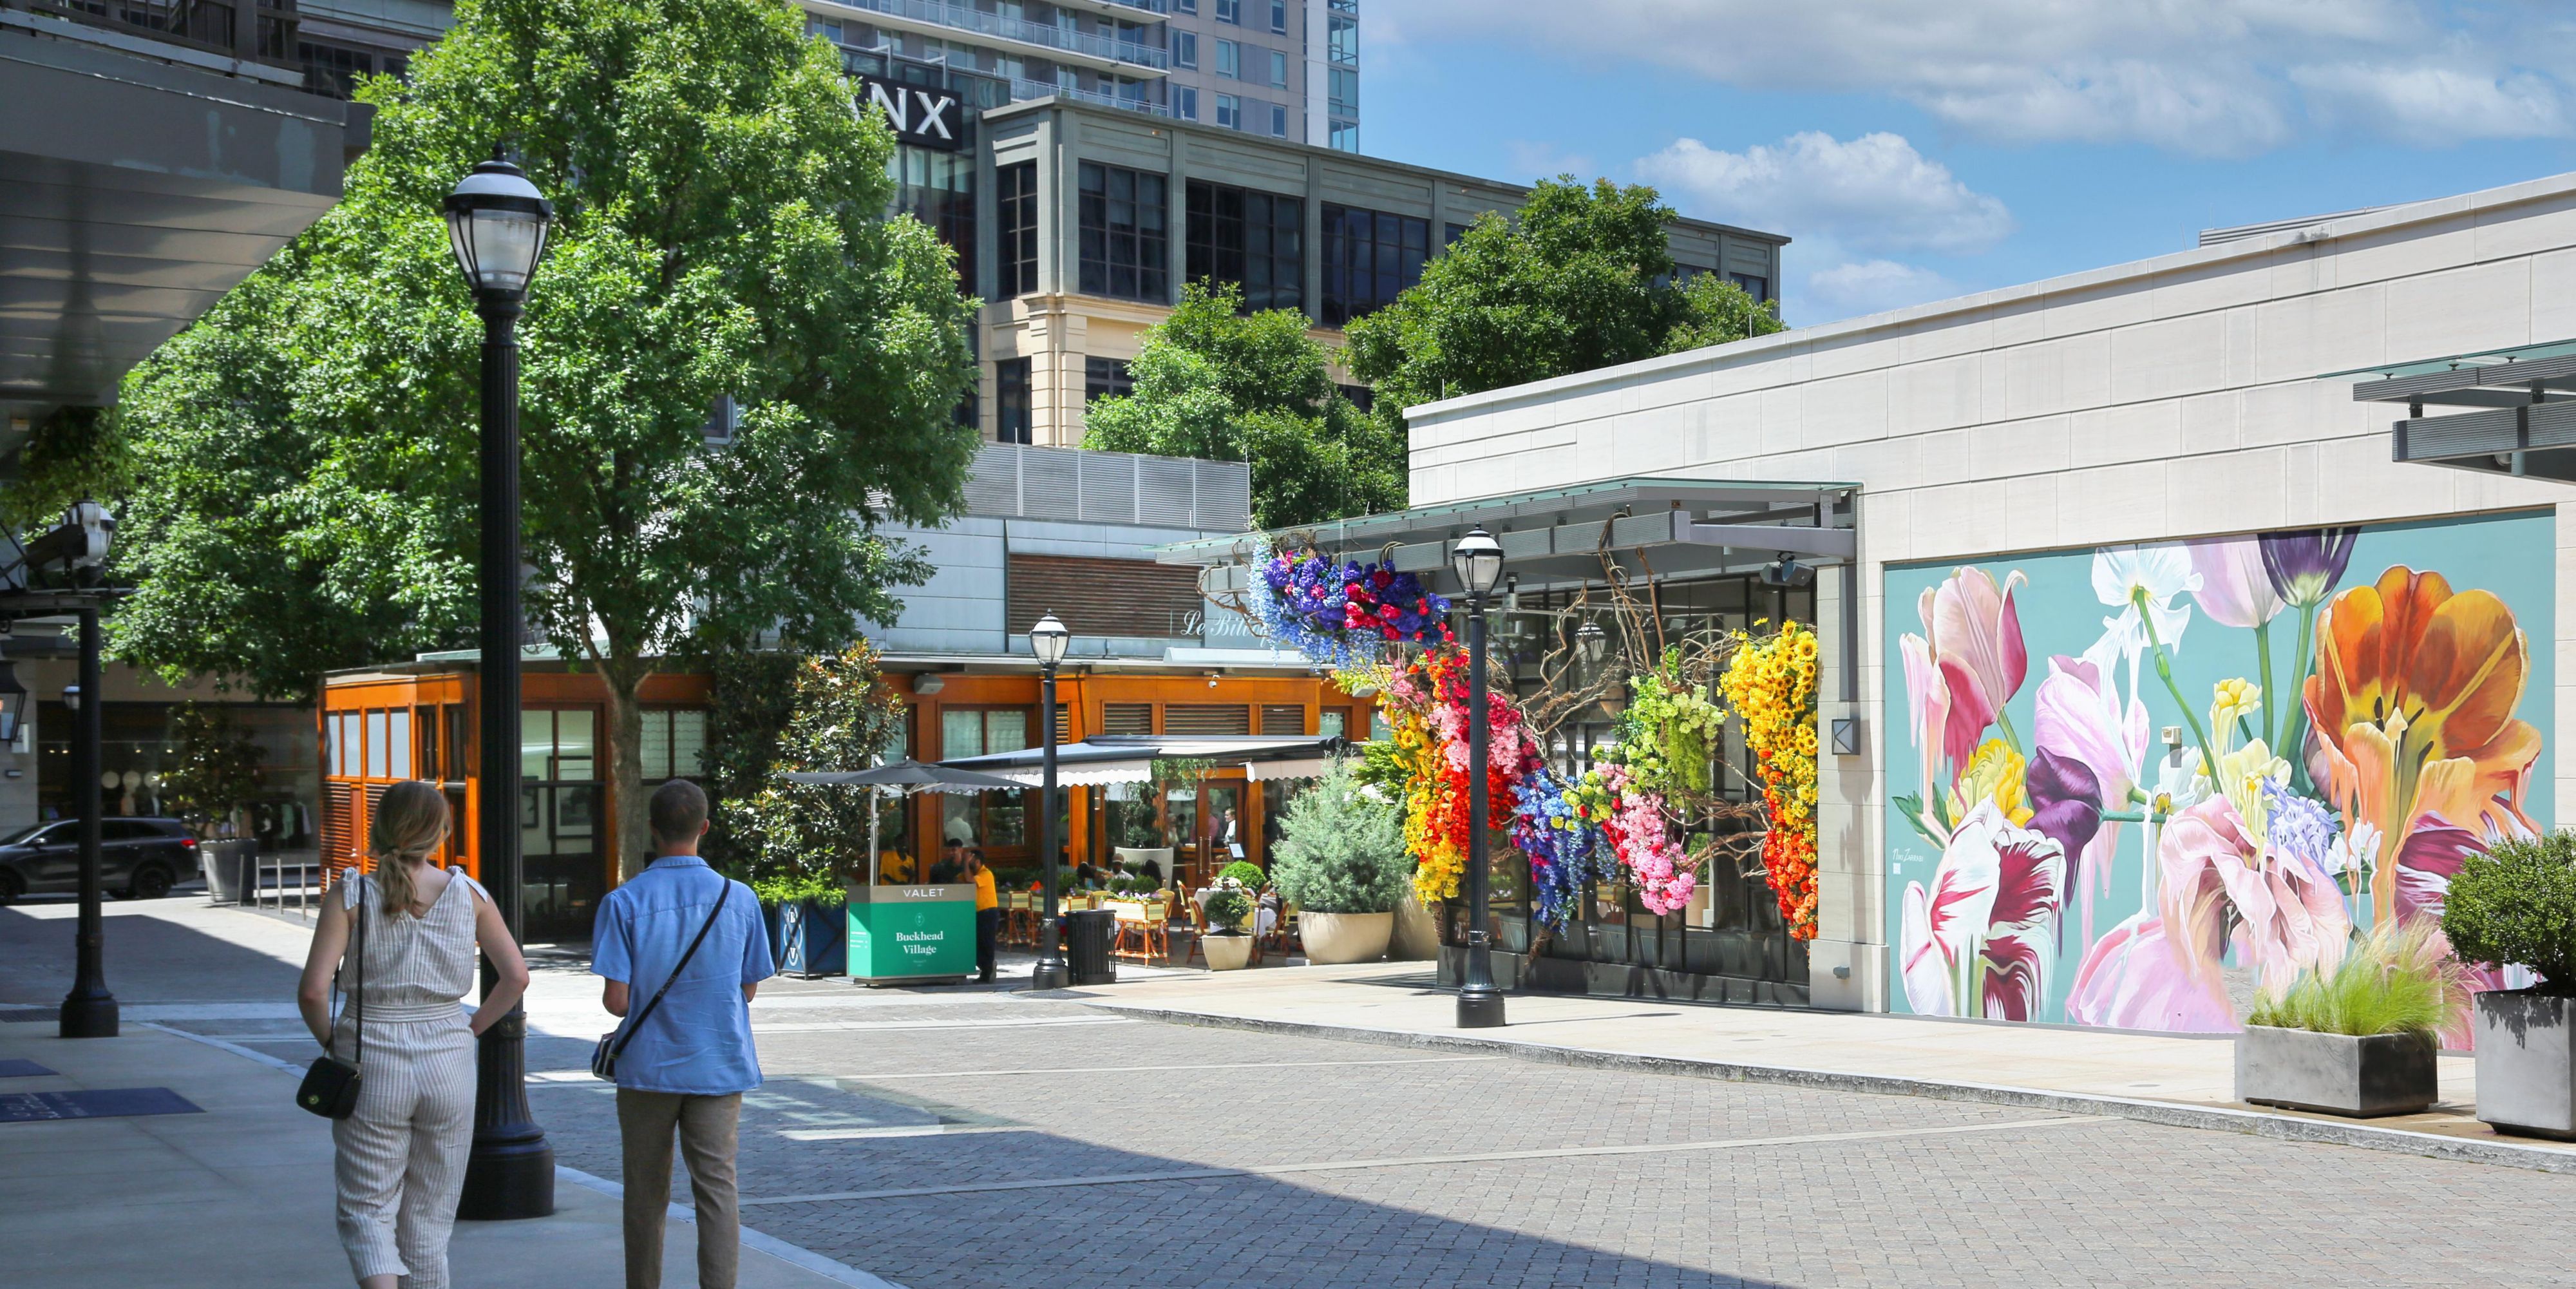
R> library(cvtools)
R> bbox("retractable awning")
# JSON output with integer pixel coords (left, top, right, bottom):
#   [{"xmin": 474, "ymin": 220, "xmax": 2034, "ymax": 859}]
[
  {"xmin": 940, "ymin": 734, "xmax": 1352, "ymax": 786},
  {"xmin": 2339, "ymin": 339, "xmax": 2576, "ymax": 483}
]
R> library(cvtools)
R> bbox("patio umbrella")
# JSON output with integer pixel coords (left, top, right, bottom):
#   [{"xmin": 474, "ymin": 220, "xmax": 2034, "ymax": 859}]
[{"xmin": 781, "ymin": 760, "xmax": 1027, "ymax": 886}]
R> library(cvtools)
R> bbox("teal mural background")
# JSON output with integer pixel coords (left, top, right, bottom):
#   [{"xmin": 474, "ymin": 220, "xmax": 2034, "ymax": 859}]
[{"xmin": 1882, "ymin": 510, "xmax": 2555, "ymax": 1029}]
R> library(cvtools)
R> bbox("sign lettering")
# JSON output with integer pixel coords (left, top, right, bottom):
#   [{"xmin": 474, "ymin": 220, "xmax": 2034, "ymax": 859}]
[{"xmin": 852, "ymin": 75, "xmax": 965, "ymax": 152}]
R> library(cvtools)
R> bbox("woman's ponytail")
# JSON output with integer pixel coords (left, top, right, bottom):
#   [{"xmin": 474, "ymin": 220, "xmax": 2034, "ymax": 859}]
[{"xmin": 367, "ymin": 780, "xmax": 453, "ymax": 917}]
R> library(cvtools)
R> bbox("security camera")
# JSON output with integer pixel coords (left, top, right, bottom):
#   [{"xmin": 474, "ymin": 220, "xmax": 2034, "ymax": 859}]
[{"xmin": 1760, "ymin": 553, "xmax": 1814, "ymax": 589}]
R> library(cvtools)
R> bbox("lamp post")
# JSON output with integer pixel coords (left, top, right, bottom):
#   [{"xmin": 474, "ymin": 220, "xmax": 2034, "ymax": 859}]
[
  {"xmin": 23, "ymin": 500, "xmax": 117, "ymax": 1040},
  {"xmin": 444, "ymin": 152, "xmax": 556, "ymax": 1221},
  {"xmin": 1449, "ymin": 528, "xmax": 1506, "ymax": 1029},
  {"xmin": 1027, "ymin": 612, "xmax": 1072, "ymax": 990}
]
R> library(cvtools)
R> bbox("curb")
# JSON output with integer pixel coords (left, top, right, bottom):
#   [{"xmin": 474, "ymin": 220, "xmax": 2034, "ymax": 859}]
[{"xmin": 1085, "ymin": 1002, "xmax": 2576, "ymax": 1176}]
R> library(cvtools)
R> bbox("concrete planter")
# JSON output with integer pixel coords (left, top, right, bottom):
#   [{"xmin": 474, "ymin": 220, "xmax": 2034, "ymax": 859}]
[
  {"xmin": 1203, "ymin": 932, "xmax": 1255, "ymax": 971},
  {"xmin": 199, "ymin": 839, "xmax": 258, "ymax": 905},
  {"xmin": 1113, "ymin": 846, "xmax": 1174, "ymax": 873},
  {"xmin": 2233, "ymin": 1025, "xmax": 2437, "ymax": 1117},
  {"xmin": 2475, "ymin": 989, "xmax": 2576, "ymax": 1140},
  {"xmin": 1390, "ymin": 888, "xmax": 1440, "ymax": 961},
  {"xmin": 1298, "ymin": 911, "xmax": 1393, "ymax": 964}
]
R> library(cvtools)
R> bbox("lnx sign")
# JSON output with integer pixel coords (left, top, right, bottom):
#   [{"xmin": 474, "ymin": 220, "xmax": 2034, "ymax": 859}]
[{"xmin": 853, "ymin": 75, "xmax": 964, "ymax": 152}]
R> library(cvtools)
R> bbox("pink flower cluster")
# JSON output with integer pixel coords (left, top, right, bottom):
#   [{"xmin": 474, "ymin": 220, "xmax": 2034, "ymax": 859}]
[{"xmin": 1600, "ymin": 763, "xmax": 1695, "ymax": 914}]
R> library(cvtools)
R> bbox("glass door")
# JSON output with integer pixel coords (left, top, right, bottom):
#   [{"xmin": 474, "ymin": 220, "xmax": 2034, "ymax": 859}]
[{"xmin": 518, "ymin": 708, "xmax": 604, "ymax": 943}]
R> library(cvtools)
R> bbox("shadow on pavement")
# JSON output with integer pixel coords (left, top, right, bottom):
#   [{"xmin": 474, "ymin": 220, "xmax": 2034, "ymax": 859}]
[{"xmin": 0, "ymin": 903, "xmax": 306, "ymax": 1005}]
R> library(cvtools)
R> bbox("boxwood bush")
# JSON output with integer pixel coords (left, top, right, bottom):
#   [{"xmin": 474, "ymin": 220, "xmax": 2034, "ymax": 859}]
[
  {"xmin": 1204, "ymin": 886, "xmax": 1254, "ymax": 933},
  {"xmin": 1266, "ymin": 759, "xmax": 1407, "ymax": 914},
  {"xmin": 2444, "ymin": 830, "xmax": 2576, "ymax": 995},
  {"xmin": 1218, "ymin": 859, "xmax": 1269, "ymax": 890}
]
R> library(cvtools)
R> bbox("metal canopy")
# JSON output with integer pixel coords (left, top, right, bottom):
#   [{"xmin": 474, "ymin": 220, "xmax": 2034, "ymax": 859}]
[
  {"xmin": 2342, "ymin": 341, "xmax": 2576, "ymax": 483},
  {"xmin": 941, "ymin": 734, "xmax": 1352, "ymax": 786},
  {"xmin": 1155, "ymin": 477, "xmax": 1859, "ymax": 597}
]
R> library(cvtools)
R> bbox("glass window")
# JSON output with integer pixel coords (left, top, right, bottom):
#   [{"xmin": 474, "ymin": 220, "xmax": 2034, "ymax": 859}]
[
  {"xmin": 984, "ymin": 709, "xmax": 1029, "ymax": 754},
  {"xmin": 1320, "ymin": 203, "xmax": 1430, "ymax": 327},
  {"xmin": 388, "ymin": 709, "xmax": 412, "ymax": 781},
  {"xmin": 1187, "ymin": 180, "xmax": 1302, "ymax": 312},
  {"xmin": 1318, "ymin": 709, "xmax": 1346, "ymax": 740},
  {"xmin": 556, "ymin": 709, "xmax": 595, "ymax": 781},
  {"xmin": 327, "ymin": 713, "xmax": 345, "ymax": 778},
  {"xmin": 942, "ymin": 708, "xmax": 985, "ymax": 760},
  {"xmin": 996, "ymin": 358, "xmax": 1032, "ymax": 444},
  {"xmin": 641, "ymin": 711, "xmax": 672, "ymax": 781},
  {"xmin": 365, "ymin": 710, "xmax": 387, "ymax": 779},
  {"xmin": 1730, "ymin": 271, "xmax": 1770, "ymax": 302},
  {"xmin": 520, "ymin": 710, "xmax": 551, "ymax": 781},
  {"xmin": 673, "ymin": 710, "xmax": 707, "ymax": 779},
  {"xmin": 1174, "ymin": 0, "xmax": 1193, "ymax": 12},
  {"xmin": 1215, "ymin": 93, "xmax": 1240, "ymax": 129},
  {"xmin": 1215, "ymin": 38, "xmax": 1238, "ymax": 79},
  {"xmin": 996, "ymin": 162, "xmax": 1038, "ymax": 299},
  {"xmin": 1215, "ymin": 0, "xmax": 1238, "ymax": 24},
  {"xmin": 1173, "ymin": 85, "xmax": 1198, "ymax": 120},
  {"xmin": 1269, "ymin": 103, "xmax": 1288, "ymax": 137},
  {"xmin": 1329, "ymin": 13, "xmax": 1357, "ymax": 63},
  {"xmin": 1172, "ymin": 31, "xmax": 1197, "ymax": 68},
  {"xmin": 444, "ymin": 706, "xmax": 469, "ymax": 782},
  {"xmin": 1085, "ymin": 356, "xmax": 1134, "ymax": 403},
  {"xmin": 1077, "ymin": 161, "xmax": 1169, "ymax": 303},
  {"xmin": 1269, "ymin": 49, "xmax": 1287, "ymax": 88},
  {"xmin": 877, "ymin": 707, "xmax": 909, "ymax": 767},
  {"xmin": 1329, "ymin": 66, "xmax": 1358, "ymax": 117},
  {"xmin": 1269, "ymin": 0, "xmax": 1287, "ymax": 33}
]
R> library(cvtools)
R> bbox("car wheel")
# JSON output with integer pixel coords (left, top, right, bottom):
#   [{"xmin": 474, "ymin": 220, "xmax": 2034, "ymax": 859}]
[{"xmin": 127, "ymin": 863, "xmax": 174, "ymax": 901}]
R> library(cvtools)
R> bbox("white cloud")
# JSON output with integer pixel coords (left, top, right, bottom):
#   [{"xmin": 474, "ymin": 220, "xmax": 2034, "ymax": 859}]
[
  {"xmin": 1637, "ymin": 132, "xmax": 2012, "ymax": 254},
  {"xmin": 1402, "ymin": 0, "xmax": 2571, "ymax": 155},
  {"xmin": 1804, "ymin": 260, "xmax": 1959, "ymax": 319}
]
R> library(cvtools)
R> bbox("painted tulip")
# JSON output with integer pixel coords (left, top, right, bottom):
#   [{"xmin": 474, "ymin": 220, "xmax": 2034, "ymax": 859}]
[
  {"xmin": 1899, "ymin": 801, "xmax": 2066, "ymax": 1020},
  {"xmin": 2091, "ymin": 543, "xmax": 2197, "ymax": 660},
  {"xmin": 2259, "ymin": 527, "xmax": 2359, "ymax": 609},
  {"xmin": 2065, "ymin": 904, "xmax": 2236, "ymax": 1032}
]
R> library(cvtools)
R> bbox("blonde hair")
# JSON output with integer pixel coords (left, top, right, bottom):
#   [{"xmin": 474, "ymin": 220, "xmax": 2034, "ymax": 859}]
[{"xmin": 368, "ymin": 780, "xmax": 453, "ymax": 917}]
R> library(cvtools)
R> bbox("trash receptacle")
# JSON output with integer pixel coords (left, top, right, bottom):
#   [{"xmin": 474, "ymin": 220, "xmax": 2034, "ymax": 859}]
[{"xmin": 1065, "ymin": 908, "xmax": 1118, "ymax": 986}]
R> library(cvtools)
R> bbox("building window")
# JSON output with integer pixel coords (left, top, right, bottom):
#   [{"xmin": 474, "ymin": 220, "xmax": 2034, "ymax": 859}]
[
  {"xmin": 1173, "ymin": 86, "xmax": 1198, "ymax": 120},
  {"xmin": 1215, "ymin": 0, "xmax": 1239, "ymax": 24},
  {"xmin": 1269, "ymin": 0, "xmax": 1287, "ymax": 33},
  {"xmin": 1444, "ymin": 222, "xmax": 1471, "ymax": 246},
  {"xmin": 1173, "ymin": 30, "xmax": 1197, "ymax": 68},
  {"xmin": 1188, "ymin": 180, "xmax": 1302, "ymax": 313},
  {"xmin": 1330, "ymin": 120, "xmax": 1359, "ymax": 152},
  {"xmin": 1216, "ymin": 93, "xmax": 1240, "ymax": 129},
  {"xmin": 1329, "ymin": 12, "xmax": 1358, "ymax": 63},
  {"xmin": 1730, "ymin": 272, "xmax": 1771, "ymax": 302},
  {"xmin": 1269, "ymin": 103, "xmax": 1289, "ymax": 137},
  {"xmin": 1329, "ymin": 66, "xmax": 1358, "ymax": 117},
  {"xmin": 1215, "ymin": 37, "xmax": 1238, "ymax": 79},
  {"xmin": 996, "ymin": 162, "xmax": 1038, "ymax": 298},
  {"xmin": 1175, "ymin": 0, "xmax": 1195, "ymax": 11},
  {"xmin": 637, "ymin": 710, "xmax": 710, "ymax": 782},
  {"xmin": 1269, "ymin": 49, "xmax": 1288, "ymax": 88},
  {"xmin": 1078, "ymin": 162, "xmax": 1170, "ymax": 302},
  {"xmin": 299, "ymin": 41, "xmax": 405, "ymax": 100},
  {"xmin": 1337, "ymin": 383, "xmax": 1374, "ymax": 413},
  {"xmin": 1320, "ymin": 204, "xmax": 1429, "ymax": 327},
  {"xmin": 1085, "ymin": 356, "xmax": 1134, "ymax": 403},
  {"xmin": 996, "ymin": 358, "xmax": 1032, "ymax": 444},
  {"xmin": 889, "ymin": 145, "xmax": 974, "ymax": 295}
]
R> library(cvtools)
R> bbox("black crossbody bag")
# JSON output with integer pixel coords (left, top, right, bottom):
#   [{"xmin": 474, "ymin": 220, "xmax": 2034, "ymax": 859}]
[
  {"xmin": 298, "ymin": 879, "xmax": 368, "ymax": 1119},
  {"xmin": 593, "ymin": 883, "xmax": 733, "ymax": 1082}
]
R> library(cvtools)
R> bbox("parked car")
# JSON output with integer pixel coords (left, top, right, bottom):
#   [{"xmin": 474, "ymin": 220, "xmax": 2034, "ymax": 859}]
[{"xmin": 0, "ymin": 817, "xmax": 199, "ymax": 902}]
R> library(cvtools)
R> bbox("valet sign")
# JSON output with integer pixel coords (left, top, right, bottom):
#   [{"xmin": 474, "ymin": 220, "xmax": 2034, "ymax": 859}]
[
  {"xmin": 852, "ymin": 75, "xmax": 965, "ymax": 151},
  {"xmin": 848, "ymin": 888, "xmax": 976, "ymax": 982}
]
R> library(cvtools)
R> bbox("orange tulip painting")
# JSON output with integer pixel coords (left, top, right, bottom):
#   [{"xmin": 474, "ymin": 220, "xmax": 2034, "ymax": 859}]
[{"xmin": 2304, "ymin": 566, "xmax": 2543, "ymax": 926}]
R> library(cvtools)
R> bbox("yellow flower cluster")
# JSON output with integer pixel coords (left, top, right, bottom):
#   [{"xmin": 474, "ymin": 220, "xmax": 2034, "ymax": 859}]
[{"xmin": 1718, "ymin": 622, "xmax": 1822, "ymax": 939}]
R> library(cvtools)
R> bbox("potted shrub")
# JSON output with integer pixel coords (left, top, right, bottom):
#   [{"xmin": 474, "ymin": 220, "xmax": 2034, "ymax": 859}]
[
  {"xmin": 1202, "ymin": 881, "xmax": 1256, "ymax": 971},
  {"xmin": 1218, "ymin": 859, "xmax": 1268, "ymax": 890},
  {"xmin": 1108, "ymin": 797, "xmax": 1174, "ymax": 876},
  {"xmin": 163, "ymin": 702, "xmax": 268, "ymax": 904},
  {"xmin": 753, "ymin": 868, "xmax": 848, "ymax": 979},
  {"xmin": 2235, "ymin": 920, "xmax": 2463, "ymax": 1117},
  {"xmin": 2445, "ymin": 832, "xmax": 2576, "ymax": 1138},
  {"xmin": 1268, "ymin": 759, "xmax": 1407, "ymax": 964}
]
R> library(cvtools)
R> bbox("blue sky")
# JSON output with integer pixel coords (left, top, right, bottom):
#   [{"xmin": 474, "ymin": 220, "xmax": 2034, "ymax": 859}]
[{"xmin": 1361, "ymin": 1, "xmax": 2576, "ymax": 327}]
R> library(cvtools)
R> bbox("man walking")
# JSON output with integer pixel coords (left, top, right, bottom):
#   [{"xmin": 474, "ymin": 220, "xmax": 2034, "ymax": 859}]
[{"xmin": 592, "ymin": 779, "xmax": 773, "ymax": 1289}]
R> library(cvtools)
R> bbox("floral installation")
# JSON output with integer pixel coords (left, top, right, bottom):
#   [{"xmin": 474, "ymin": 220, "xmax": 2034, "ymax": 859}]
[
  {"xmin": 1720, "ymin": 622, "xmax": 1821, "ymax": 940},
  {"xmin": 1895, "ymin": 521, "xmax": 2546, "ymax": 1044},
  {"xmin": 1251, "ymin": 542, "xmax": 1452, "ymax": 668},
  {"xmin": 1511, "ymin": 763, "xmax": 1603, "ymax": 930},
  {"xmin": 1383, "ymin": 649, "xmax": 1533, "ymax": 906}
]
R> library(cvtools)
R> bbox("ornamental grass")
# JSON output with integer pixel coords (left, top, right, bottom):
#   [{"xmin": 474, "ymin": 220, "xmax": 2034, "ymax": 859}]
[{"xmin": 2246, "ymin": 919, "xmax": 2470, "ymax": 1038}]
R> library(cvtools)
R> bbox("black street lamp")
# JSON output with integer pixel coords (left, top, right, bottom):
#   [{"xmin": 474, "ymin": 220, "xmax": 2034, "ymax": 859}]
[
  {"xmin": 39, "ymin": 501, "xmax": 117, "ymax": 1039},
  {"xmin": 1027, "ymin": 612, "xmax": 1072, "ymax": 991},
  {"xmin": 444, "ymin": 152, "xmax": 556, "ymax": 1221},
  {"xmin": 1449, "ymin": 528, "xmax": 1506, "ymax": 1029}
]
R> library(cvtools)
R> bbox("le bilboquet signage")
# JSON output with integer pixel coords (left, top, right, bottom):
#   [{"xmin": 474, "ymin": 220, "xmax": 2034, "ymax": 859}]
[{"xmin": 850, "ymin": 75, "xmax": 967, "ymax": 153}]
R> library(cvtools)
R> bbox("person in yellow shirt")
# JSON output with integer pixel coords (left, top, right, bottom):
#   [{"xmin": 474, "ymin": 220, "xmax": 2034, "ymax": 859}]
[
  {"xmin": 877, "ymin": 849, "xmax": 915, "ymax": 884},
  {"xmin": 967, "ymin": 847, "xmax": 999, "ymax": 984}
]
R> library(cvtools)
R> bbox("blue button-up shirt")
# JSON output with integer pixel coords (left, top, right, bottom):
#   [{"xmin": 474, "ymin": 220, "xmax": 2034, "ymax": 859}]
[{"xmin": 591, "ymin": 855, "xmax": 774, "ymax": 1096}]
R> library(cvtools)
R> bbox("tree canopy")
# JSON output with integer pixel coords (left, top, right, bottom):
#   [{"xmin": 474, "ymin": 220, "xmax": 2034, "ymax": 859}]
[
  {"xmin": 112, "ymin": 0, "xmax": 979, "ymax": 872},
  {"xmin": 1082, "ymin": 282, "xmax": 1401, "ymax": 529},
  {"xmin": 1344, "ymin": 177, "xmax": 1783, "ymax": 423}
]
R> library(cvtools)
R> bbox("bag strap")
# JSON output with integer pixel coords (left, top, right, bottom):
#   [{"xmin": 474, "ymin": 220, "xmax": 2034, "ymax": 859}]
[
  {"xmin": 329, "ymin": 872, "xmax": 369, "ymax": 1064},
  {"xmin": 612, "ymin": 882, "xmax": 733, "ymax": 1058}
]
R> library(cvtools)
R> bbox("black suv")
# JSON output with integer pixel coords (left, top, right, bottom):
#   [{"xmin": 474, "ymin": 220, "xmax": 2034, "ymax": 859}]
[{"xmin": 0, "ymin": 817, "xmax": 199, "ymax": 902}]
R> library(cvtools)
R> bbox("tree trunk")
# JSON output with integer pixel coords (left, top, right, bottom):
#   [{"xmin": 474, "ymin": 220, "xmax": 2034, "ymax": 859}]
[{"xmin": 601, "ymin": 661, "xmax": 651, "ymax": 883}]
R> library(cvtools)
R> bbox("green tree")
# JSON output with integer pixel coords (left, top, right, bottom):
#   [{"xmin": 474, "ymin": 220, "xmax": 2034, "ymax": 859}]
[
  {"xmin": 726, "ymin": 642, "xmax": 908, "ymax": 894},
  {"xmin": 112, "ymin": 0, "xmax": 978, "ymax": 876},
  {"xmin": 1344, "ymin": 177, "xmax": 1783, "ymax": 424},
  {"xmin": 1267, "ymin": 758, "xmax": 1406, "ymax": 913},
  {"xmin": 160, "ymin": 703, "xmax": 270, "ymax": 835},
  {"xmin": 1083, "ymin": 282, "xmax": 1401, "ymax": 528}
]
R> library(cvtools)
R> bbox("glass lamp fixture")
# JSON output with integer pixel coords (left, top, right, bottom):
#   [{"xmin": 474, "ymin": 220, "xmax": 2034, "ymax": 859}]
[
  {"xmin": 1028, "ymin": 613, "xmax": 1071, "ymax": 669},
  {"xmin": 443, "ymin": 155, "xmax": 554, "ymax": 298},
  {"xmin": 1449, "ymin": 528, "xmax": 1504, "ymax": 600}
]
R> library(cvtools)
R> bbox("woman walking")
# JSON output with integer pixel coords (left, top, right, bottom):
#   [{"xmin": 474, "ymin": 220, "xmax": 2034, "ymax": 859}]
[{"xmin": 296, "ymin": 781, "xmax": 530, "ymax": 1289}]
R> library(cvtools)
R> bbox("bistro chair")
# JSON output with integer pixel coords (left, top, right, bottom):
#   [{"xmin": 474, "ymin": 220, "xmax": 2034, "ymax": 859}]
[{"xmin": 1180, "ymin": 892, "xmax": 1209, "ymax": 968}]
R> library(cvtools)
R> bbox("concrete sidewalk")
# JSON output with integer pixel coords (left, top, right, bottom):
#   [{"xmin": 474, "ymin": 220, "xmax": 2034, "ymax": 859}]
[{"xmin": 1070, "ymin": 960, "xmax": 2576, "ymax": 1174}]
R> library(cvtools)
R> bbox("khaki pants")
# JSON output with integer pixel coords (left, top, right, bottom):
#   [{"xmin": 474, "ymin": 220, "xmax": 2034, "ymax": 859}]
[{"xmin": 616, "ymin": 1089, "xmax": 743, "ymax": 1289}]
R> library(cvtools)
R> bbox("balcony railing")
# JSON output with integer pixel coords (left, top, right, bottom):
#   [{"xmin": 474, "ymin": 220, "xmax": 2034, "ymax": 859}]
[
  {"xmin": 8, "ymin": 0, "xmax": 299, "ymax": 70},
  {"xmin": 1010, "ymin": 76, "xmax": 1170, "ymax": 117},
  {"xmin": 835, "ymin": 0, "xmax": 1168, "ymax": 70}
]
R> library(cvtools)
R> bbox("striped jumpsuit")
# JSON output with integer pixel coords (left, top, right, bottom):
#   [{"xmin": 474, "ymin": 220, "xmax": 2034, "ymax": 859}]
[{"xmin": 330, "ymin": 870, "xmax": 483, "ymax": 1288}]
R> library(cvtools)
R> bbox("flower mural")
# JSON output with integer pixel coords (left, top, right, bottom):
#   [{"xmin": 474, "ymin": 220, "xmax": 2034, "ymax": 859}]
[{"xmin": 1888, "ymin": 514, "xmax": 2553, "ymax": 1040}]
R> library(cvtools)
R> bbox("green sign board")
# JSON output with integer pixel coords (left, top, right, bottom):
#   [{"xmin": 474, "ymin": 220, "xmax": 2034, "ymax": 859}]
[{"xmin": 848, "ymin": 884, "xmax": 976, "ymax": 983}]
